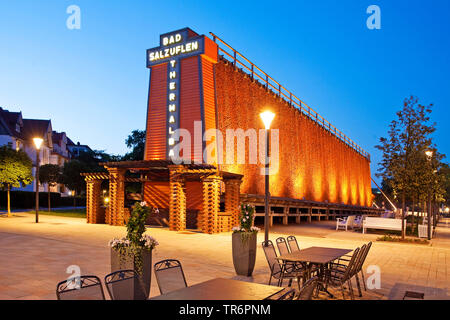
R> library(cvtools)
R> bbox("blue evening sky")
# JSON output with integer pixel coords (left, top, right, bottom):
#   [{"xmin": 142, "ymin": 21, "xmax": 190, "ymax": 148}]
[{"xmin": 0, "ymin": 0, "xmax": 449, "ymax": 183}]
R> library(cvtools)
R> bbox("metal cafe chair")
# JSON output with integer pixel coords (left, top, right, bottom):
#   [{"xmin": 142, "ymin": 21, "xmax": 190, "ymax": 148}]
[
  {"xmin": 56, "ymin": 275, "xmax": 106, "ymax": 300},
  {"xmin": 286, "ymin": 235, "xmax": 300, "ymax": 252},
  {"xmin": 354, "ymin": 242, "xmax": 372, "ymax": 295},
  {"xmin": 154, "ymin": 259, "xmax": 188, "ymax": 295},
  {"xmin": 267, "ymin": 288, "xmax": 297, "ymax": 301},
  {"xmin": 261, "ymin": 240, "xmax": 304, "ymax": 288},
  {"xmin": 326, "ymin": 247, "xmax": 361, "ymax": 300},
  {"xmin": 276, "ymin": 237, "xmax": 297, "ymax": 273},
  {"xmin": 104, "ymin": 269, "xmax": 145, "ymax": 300}
]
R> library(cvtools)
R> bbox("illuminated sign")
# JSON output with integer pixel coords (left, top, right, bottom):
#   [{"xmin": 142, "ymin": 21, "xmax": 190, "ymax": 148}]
[
  {"xmin": 146, "ymin": 28, "xmax": 207, "ymax": 158},
  {"xmin": 146, "ymin": 29, "xmax": 205, "ymax": 67}
]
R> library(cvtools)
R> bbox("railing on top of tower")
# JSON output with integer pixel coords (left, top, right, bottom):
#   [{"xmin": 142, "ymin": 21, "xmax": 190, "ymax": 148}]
[{"xmin": 209, "ymin": 32, "xmax": 370, "ymax": 161}]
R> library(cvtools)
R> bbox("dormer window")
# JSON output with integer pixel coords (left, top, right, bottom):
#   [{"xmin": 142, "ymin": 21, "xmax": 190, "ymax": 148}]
[{"xmin": 16, "ymin": 124, "xmax": 20, "ymax": 132}]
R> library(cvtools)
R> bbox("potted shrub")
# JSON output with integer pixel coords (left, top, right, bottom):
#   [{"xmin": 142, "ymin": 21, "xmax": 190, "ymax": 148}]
[
  {"xmin": 231, "ymin": 204, "xmax": 260, "ymax": 276},
  {"xmin": 109, "ymin": 201, "xmax": 158, "ymax": 299}
]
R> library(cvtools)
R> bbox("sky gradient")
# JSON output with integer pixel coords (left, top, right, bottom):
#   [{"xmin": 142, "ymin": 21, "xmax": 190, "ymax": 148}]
[{"xmin": 0, "ymin": 0, "xmax": 449, "ymax": 183}]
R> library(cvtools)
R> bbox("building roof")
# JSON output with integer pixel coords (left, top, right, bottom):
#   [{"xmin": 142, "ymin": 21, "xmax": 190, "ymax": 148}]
[
  {"xmin": 21, "ymin": 119, "xmax": 51, "ymax": 141},
  {"xmin": 0, "ymin": 107, "xmax": 24, "ymax": 139}
]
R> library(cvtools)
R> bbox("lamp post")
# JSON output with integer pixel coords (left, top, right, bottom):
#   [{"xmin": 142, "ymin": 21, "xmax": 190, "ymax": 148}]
[
  {"xmin": 33, "ymin": 137, "xmax": 44, "ymax": 223},
  {"xmin": 260, "ymin": 111, "xmax": 275, "ymax": 246},
  {"xmin": 425, "ymin": 150, "xmax": 433, "ymax": 240}
]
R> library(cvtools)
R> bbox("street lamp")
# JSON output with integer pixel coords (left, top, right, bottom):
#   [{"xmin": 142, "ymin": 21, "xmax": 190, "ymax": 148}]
[
  {"xmin": 425, "ymin": 150, "xmax": 433, "ymax": 240},
  {"xmin": 33, "ymin": 137, "xmax": 44, "ymax": 223},
  {"xmin": 260, "ymin": 111, "xmax": 275, "ymax": 245}
]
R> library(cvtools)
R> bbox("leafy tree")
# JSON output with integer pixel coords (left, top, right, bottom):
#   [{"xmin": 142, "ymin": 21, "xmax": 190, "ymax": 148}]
[
  {"xmin": 441, "ymin": 163, "xmax": 450, "ymax": 206},
  {"xmin": 123, "ymin": 130, "xmax": 145, "ymax": 161},
  {"xmin": 39, "ymin": 164, "xmax": 61, "ymax": 212},
  {"xmin": 0, "ymin": 146, "xmax": 33, "ymax": 216},
  {"xmin": 60, "ymin": 160, "xmax": 89, "ymax": 204},
  {"xmin": 376, "ymin": 96, "xmax": 436, "ymax": 238}
]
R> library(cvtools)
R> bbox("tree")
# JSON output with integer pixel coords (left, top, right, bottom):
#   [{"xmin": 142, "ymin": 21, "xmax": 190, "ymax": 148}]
[
  {"xmin": 440, "ymin": 163, "xmax": 450, "ymax": 207},
  {"xmin": 0, "ymin": 146, "xmax": 33, "ymax": 216},
  {"xmin": 39, "ymin": 164, "xmax": 61, "ymax": 212},
  {"xmin": 60, "ymin": 160, "xmax": 89, "ymax": 205},
  {"xmin": 123, "ymin": 130, "xmax": 145, "ymax": 161},
  {"xmin": 376, "ymin": 96, "xmax": 436, "ymax": 238}
]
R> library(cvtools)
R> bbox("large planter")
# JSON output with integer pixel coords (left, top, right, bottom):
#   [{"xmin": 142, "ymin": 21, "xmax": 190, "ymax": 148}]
[
  {"xmin": 232, "ymin": 232, "xmax": 257, "ymax": 276},
  {"xmin": 111, "ymin": 248, "xmax": 152, "ymax": 300}
]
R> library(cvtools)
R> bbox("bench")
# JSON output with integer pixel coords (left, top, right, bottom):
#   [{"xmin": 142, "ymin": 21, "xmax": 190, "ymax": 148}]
[{"xmin": 363, "ymin": 217, "xmax": 405, "ymax": 234}]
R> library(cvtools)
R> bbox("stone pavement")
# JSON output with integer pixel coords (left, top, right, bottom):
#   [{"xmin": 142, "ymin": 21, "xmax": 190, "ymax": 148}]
[{"xmin": 0, "ymin": 213, "xmax": 449, "ymax": 300}]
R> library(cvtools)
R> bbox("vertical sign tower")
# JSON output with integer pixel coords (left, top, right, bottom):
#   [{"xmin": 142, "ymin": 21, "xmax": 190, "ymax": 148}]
[{"xmin": 145, "ymin": 28, "xmax": 218, "ymax": 163}]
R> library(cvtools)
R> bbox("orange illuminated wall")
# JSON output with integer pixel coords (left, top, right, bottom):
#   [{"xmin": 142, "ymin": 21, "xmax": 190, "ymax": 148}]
[
  {"xmin": 145, "ymin": 63, "xmax": 168, "ymax": 160},
  {"xmin": 143, "ymin": 29, "xmax": 372, "ymax": 208},
  {"xmin": 214, "ymin": 60, "xmax": 372, "ymax": 207}
]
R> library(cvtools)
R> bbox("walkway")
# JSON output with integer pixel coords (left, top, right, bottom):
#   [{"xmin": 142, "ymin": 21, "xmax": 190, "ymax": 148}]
[{"xmin": 0, "ymin": 213, "xmax": 448, "ymax": 300}]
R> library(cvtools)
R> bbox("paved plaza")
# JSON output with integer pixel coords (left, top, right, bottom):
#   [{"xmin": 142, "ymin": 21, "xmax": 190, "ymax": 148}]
[{"xmin": 0, "ymin": 213, "xmax": 449, "ymax": 300}]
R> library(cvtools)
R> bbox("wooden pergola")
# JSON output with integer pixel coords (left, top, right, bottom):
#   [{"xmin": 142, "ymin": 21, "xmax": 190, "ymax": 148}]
[{"xmin": 82, "ymin": 160, "xmax": 242, "ymax": 234}]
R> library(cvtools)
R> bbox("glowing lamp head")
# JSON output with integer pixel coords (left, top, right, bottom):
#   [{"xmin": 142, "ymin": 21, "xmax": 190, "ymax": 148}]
[
  {"xmin": 260, "ymin": 111, "xmax": 275, "ymax": 130},
  {"xmin": 33, "ymin": 137, "xmax": 44, "ymax": 150},
  {"xmin": 104, "ymin": 197, "xmax": 110, "ymax": 204},
  {"xmin": 425, "ymin": 150, "xmax": 433, "ymax": 158},
  {"xmin": 445, "ymin": 207, "xmax": 450, "ymax": 213}
]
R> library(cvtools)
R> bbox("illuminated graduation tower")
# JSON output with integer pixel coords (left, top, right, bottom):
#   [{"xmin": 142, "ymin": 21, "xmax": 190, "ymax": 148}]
[{"xmin": 144, "ymin": 27, "xmax": 372, "ymax": 209}]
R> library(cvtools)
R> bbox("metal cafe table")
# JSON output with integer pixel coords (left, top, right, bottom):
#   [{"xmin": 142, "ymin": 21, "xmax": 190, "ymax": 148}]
[
  {"xmin": 277, "ymin": 246, "xmax": 352, "ymax": 297},
  {"xmin": 150, "ymin": 278, "xmax": 284, "ymax": 300}
]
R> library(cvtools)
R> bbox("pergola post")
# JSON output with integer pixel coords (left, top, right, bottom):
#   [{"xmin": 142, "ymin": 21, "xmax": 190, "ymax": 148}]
[
  {"xmin": 86, "ymin": 179, "xmax": 104, "ymax": 224},
  {"xmin": 224, "ymin": 179, "xmax": 242, "ymax": 229},
  {"xmin": 107, "ymin": 167, "xmax": 126, "ymax": 226},
  {"xmin": 202, "ymin": 176, "xmax": 222, "ymax": 234},
  {"xmin": 169, "ymin": 167, "xmax": 187, "ymax": 231}
]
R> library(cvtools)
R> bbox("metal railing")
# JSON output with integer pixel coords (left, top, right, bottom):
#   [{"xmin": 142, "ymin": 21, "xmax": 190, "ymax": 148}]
[{"xmin": 210, "ymin": 32, "xmax": 370, "ymax": 160}]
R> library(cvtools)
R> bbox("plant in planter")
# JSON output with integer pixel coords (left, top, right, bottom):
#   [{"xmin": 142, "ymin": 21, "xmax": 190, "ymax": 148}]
[
  {"xmin": 109, "ymin": 201, "xmax": 158, "ymax": 299},
  {"xmin": 231, "ymin": 204, "xmax": 260, "ymax": 276}
]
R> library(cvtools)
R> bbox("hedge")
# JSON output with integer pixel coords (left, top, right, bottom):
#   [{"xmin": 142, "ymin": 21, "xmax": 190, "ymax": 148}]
[{"xmin": 0, "ymin": 191, "xmax": 86, "ymax": 209}]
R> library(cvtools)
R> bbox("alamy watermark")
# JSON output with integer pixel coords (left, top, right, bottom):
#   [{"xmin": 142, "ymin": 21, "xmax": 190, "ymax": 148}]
[
  {"xmin": 366, "ymin": 5, "xmax": 381, "ymax": 30},
  {"xmin": 366, "ymin": 265, "xmax": 381, "ymax": 289},
  {"xmin": 65, "ymin": 265, "xmax": 81, "ymax": 289},
  {"xmin": 66, "ymin": 5, "xmax": 81, "ymax": 30},
  {"xmin": 168, "ymin": 121, "xmax": 280, "ymax": 176}
]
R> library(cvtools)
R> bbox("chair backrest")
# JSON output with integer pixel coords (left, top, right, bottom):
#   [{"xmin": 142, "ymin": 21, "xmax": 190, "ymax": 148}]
[
  {"xmin": 352, "ymin": 244, "xmax": 367, "ymax": 276},
  {"xmin": 262, "ymin": 240, "xmax": 282, "ymax": 277},
  {"xmin": 342, "ymin": 247, "xmax": 360, "ymax": 281},
  {"xmin": 276, "ymin": 288, "xmax": 296, "ymax": 300},
  {"xmin": 104, "ymin": 269, "xmax": 144, "ymax": 300},
  {"xmin": 276, "ymin": 237, "xmax": 290, "ymax": 255},
  {"xmin": 56, "ymin": 275, "xmax": 105, "ymax": 300},
  {"xmin": 347, "ymin": 215, "xmax": 356, "ymax": 225},
  {"xmin": 297, "ymin": 276, "xmax": 319, "ymax": 300},
  {"xmin": 356, "ymin": 242, "xmax": 372, "ymax": 272},
  {"xmin": 286, "ymin": 235, "xmax": 300, "ymax": 252},
  {"xmin": 154, "ymin": 259, "xmax": 188, "ymax": 295}
]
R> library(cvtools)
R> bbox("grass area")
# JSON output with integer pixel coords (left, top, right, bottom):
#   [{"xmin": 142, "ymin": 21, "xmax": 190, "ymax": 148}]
[
  {"xmin": 36, "ymin": 208, "xmax": 86, "ymax": 218},
  {"xmin": 377, "ymin": 234, "xmax": 429, "ymax": 245}
]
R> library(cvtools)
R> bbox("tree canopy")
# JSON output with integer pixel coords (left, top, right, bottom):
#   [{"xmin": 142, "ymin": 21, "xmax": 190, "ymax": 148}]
[
  {"xmin": 0, "ymin": 146, "xmax": 33, "ymax": 216},
  {"xmin": 123, "ymin": 130, "xmax": 145, "ymax": 161}
]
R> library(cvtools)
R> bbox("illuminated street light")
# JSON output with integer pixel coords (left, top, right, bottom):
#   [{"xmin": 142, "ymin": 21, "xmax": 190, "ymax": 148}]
[
  {"xmin": 424, "ymin": 149, "xmax": 434, "ymax": 240},
  {"xmin": 260, "ymin": 111, "xmax": 275, "ymax": 130},
  {"xmin": 260, "ymin": 111, "xmax": 275, "ymax": 245},
  {"xmin": 33, "ymin": 137, "xmax": 44, "ymax": 223}
]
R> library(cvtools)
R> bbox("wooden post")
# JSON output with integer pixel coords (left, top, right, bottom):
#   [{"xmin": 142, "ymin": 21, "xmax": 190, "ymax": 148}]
[
  {"xmin": 107, "ymin": 168, "xmax": 126, "ymax": 226},
  {"xmin": 169, "ymin": 171, "xmax": 186, "ymax": 232},
  {"xmin": 295, "ymin": 208, "xmax": 301, "ymax": 224},
  {"xmin": 283, "ymin": 206, "xmax": 289, "ymax": 225},
  {"xmin": 308, "ymin": 207, "xmax": 312, "ymax": 223},
  {"xmin": 201, "ymin": 176, "xmax": 222, "ymax": 234},
  {"xmin": 224, "ymin": 179, "xmax": 242, "ymax": 230},
  {"xmin": 86, "ymin": 179, "xmax": 104, "ymax": 224}
]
